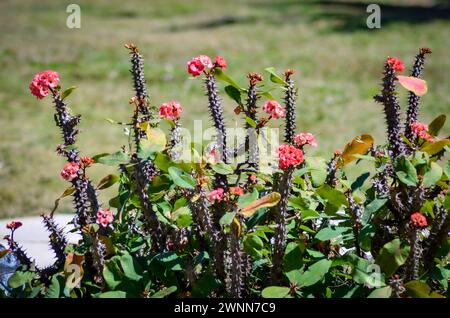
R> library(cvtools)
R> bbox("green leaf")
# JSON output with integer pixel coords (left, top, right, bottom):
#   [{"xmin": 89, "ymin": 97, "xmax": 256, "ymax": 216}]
[
  {"xmin": 428, "ymin": 114, "xmax": 446, "ymax": 137},
  {"xmin": 362, "ymin": 198, "xmax": 388, "ymax": 225},
  {"xmin": 224, "ymin": 85, "xmax": 242, "ymax": 106},
  {"xmin": 45, "ymin": 275, "xmax": 64, "ymax": 298},
  {"xmin": 97, "ymin": 151, "xmax": 130, "ymax": 166},
  {"xmin": 8, "ymin": 271, "xmax": 35, "ymax": 289},
  {"xmin": 261, "ymin": 286, "xmax": 290, "ymax": 298},
  {"xmin": 210, "ymin": 162, "xmax": 234, "ymax": 175},
  {"xmin": 96, "ymin": 174, "xmax": 120, "ymax": 190},
  {"xmin": 98, "ymin": 291, "xmax": 127, "ymax": 298},
  {"xmin": 296, "ymin": 259, "xmax": 332, "ymax": 287},
  {"xmin": 171, "ymin": 207, "xmax": 193, "ymax": 228},
  {"xmin": 367, "ymin": 286, "xmax": 392, "ymax": 298},
  {"xmin": 404, "ymin": 281, "xmax": 444, "ymax": 298},
  {"xmin": 315, "ymin": 226, "xmax": 349, "ymax": 241},
  {"xmin": 138, "ymin": 128, "xmax": 167, "ymax": 159},
  {"xmin": 60, "ymin": 86, "xmax": 77, "ymax": 100},
  {"xmin": 283, "ymin": 242, "xmax": 304, "ymax": 272},
  {"xmin": 423, "ymin": 162, "xmax": 443, "ymax": 187},
  {"xmin": 168, "ymin": 166, "xmax": 196, "ymax": 189},
  {"xmin": 214, "ymin": 68, "xmax": 243, "ymax": 90},
  {"xmin": 103, "ymin": 260, "xmax": 122, "ymax": 289},
  {"xmin": 237, "ymin": 189, "xmax": 259, "ymax": 209},
  {"xmin": 155, "ymin": 252, "xmax": 183, "ymax": 271},
  {"xmin": 301, "ymin": 209, "xmax": 320, "ymax": 221},
  {"xmin": 264, "ymin": 67, "xmax": 287, "ymax": 86},
  {"xmin": 375, "ymin": 238, "xmax": 410, "ymax": 277},
  {"xmin": 120, "ymin": 253, "xmax": 142, "ymax": 281},
  {"xmin": 444, "ymin": 160, "xmax": 450, "ymax": 179},
  {"xmin": 305, "ymin": 157, "xmax": 327, "ymax": 187},
  {"xmin": 150, "ymin": 286, "xmax": 177, "ymax": 298},
  {"xmin": 395, "ymin": 157, "xmax": 418, "ymax": 186},
  {"xmin": 219, "ymin": 212, "xmax": 236, "ymax": 226},
  {"xmin": 243, "ymin": 234, "xmax": 264, "ymax": 259},
  {"xmin": 316, "ymin": 185, "xmax": 348, "ymax": 208},
  {"xmin": 351, "ymin": 172, "xmax": 370, "ymax": 192},
  {"xmin": 245, "ymin": 117, "xmax": 257, "ymax": 129}
]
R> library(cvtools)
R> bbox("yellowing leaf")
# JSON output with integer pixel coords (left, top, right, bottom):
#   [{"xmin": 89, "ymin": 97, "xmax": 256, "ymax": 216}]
[
  {"xmin": 337, "ymin": 134, "xmax": 374, "ymax": 168},
  {"xmin": 238, "ymin": 192, "xmax": 281, "ymax": 218},
  {"xmin": 421, "ymin": 139, "xmax": 450, "ymax": 155},
  {"xmin": 397, "ymin": 76, "xmax": 428, "ymax": 96},
  {"xmin": 64, "ymin": 253, "xmax": 85, "ymax": 279},
  {"xmin": 0, "ymin": 249, "xmax": 10, "ymax": 259}
]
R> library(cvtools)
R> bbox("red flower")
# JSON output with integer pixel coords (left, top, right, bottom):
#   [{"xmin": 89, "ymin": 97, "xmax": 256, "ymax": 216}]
[
  {"xmin": 208, "ymin": 188, "xmax": 224, "ymax": 203},
  {"xmin": 96, "ymin": 208, "xmax": 114, "ymax": 228},
  {"xmin": 230, "ymin": 187, "xmax": 244, "ymax": 196},
  {"xmin": 294, "ymin": 132, "xmax": 317, "ymax": 148},
  {"xmin": 80, "ymin": 156, "xmax": 94, "ymax": 168},
  {"xmin": 386, "ymin": 57, "xmax": 405, "ymax": 73},
  {"xmin": 410, "ymin": 121, "xmax": 434, "ymax": 142},
  {"xmin": 159, "ymin": 100, "xmax": 183, "ymax": 120},
  {"xmin": 410, "ymin": 212, "xmax": 427, "ymax": 227},
  {"xmin": 277, "ymin": 144, "xmax": 304, "ymax": 169},
  {"xmin": 6, "ymin": 221, "xmax": 23, "ymax": 230},
  {"xmin": 263, "ymin": 100, "xmax": 285, "ymax": 119},
  {"xmin": 60, "ymin": 162, "xmax": 80, "ymax": 181},
  {"xmin": 29, "ymin": 70, "xmax": 59, "ymax": 99},
  {"xmin": 249, "ymin": 174, "xmax": 257, "ymax": 183},
  {"xmin": 187, "ymin": 55, "xmax": 213, "ymax": 77},
  {"xmin": 215, "ymin": 55, "xmax": 227, "ymax": 70},
  {"xmin": 234, "ymin": 106, "xmax": 242, "ymax": 115}
]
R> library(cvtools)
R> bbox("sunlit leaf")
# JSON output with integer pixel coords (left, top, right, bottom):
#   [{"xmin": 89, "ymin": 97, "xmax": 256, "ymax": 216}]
[
  {"xmin": 337, "ymin": 134, "xmax": 374, "ymax": 168},
  {"xmin": 238, "ymin": 192, "xmax": 281, "ymax": 218},
  {"xmin": 60, "ymin": 86, "xmax": 77, "ymax": 100}
]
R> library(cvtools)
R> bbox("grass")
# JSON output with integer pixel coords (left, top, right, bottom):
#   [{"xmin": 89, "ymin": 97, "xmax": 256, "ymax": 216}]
[{"xmin": 0, "ymin": 0, "xmax": 449, "ymax": 218}]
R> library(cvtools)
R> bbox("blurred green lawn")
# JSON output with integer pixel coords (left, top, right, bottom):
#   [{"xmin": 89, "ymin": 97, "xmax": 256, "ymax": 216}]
[{"xmin": 0, "ymin": 0, "xmax": 449, "ymax": 218}]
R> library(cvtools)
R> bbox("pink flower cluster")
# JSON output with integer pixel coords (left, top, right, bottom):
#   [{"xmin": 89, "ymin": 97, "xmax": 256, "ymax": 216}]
[
  {"xmin": 229, "ymin": 187, "xmax": 244, "ymax": 196},
  {"xmin": 29, "ymin": 70, "xmax": 60, "ymax": 99},
  {"xmin": 96, "ymin": 208, "xmax": 114, "ymax": 228},
  {"xmin": 386, "ymin": 57, "xmax": 405, "ymax": 73},
  {"xmin": 263, "ymin": 100, "xmax": 285, "ymax": 119},
  {"xmin": 410, "ymin": 121, "xmax": 434, "ymax": 142},
  {"xmin": 410, "ymin": 212, "xmax": 427, "ymax": 227},
  {"xmin": 80, "ymin": 156, "xmax": 94, "ymax": 168},
  {"xmin": 208, "ymin": 188, "xmax": 224, "ymax": 203},
  {"xmin": 159, "ymin": 100, "xmax": 183, "ymax": 120},
  {"xmin": 6, "ymin": 221, "xmax": 23, "ymax": 230},
  {"xmin": 294, "ymin": 132, "xmax": 317, "ymax": 148},
  {"xmin": 187, "ymin": 55, "xmax": 227, "ymax": 77},
  {"xmin": 60, "ymin": 162, "xmax": 80, "ymax": 181},
  {"xmin": 277, "ymin": 144, "xmax": 304, "ymax": 169}
]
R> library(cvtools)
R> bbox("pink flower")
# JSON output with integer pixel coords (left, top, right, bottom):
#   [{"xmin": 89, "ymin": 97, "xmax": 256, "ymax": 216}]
[
  {"xmin": 277, "ymin": 144, "xmax": 304, "ymax": 169},
  {"xmin": 263, "ymin": 100, "xmax": 285, "ymax": 119},
  {"xmin": 187, "ymin": 55, "xmax": 213, "ymax": 77},
  {"xmin": 159, "ymin": 100, "xmax": 183, "ymax": 120},
  {"xmin": 386, "ymin": 57, "xmax": 405, "ymax": 73},
  {"xmin": 294, "ymin": 132, "xmax": 318, "ymax": 148},
  {"xmin": 80, "ymin": 156, "xmax": 94, "ymax": 168},
  {"xmin": 249, "ymin": 174, "xmax": 257, "ymax": 183},
  {"xmin": 96, "ymin": 208, "xmax": 114, "ymax": 228},
  {"xmin": 410, "ymin": 121, "xmax": 434, "ymax": 142},
  {"xmin": 208, "ymin": 188, "xmax": 224, "ymax": 203},
  {"xmin": 6, "ymin": 221, "xmax": 23, "ymax": 230},
  {"xmin": 215, "ymin": 55, "xmax": 227, "ymax": 70},
  {"xmin": 60, "ymin": 162, "xmax": 80, "ymax": 181},
  {"xmin": 229, "ymin": 187, "xmax": 244, "ymax": 196},
  {"xmin": 410, "ymin": 212, "xmax": 427, "ymax": 227},
  {"xmin": 29, "ymin": 70, "xmax": 59, "ymax": 99}
]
